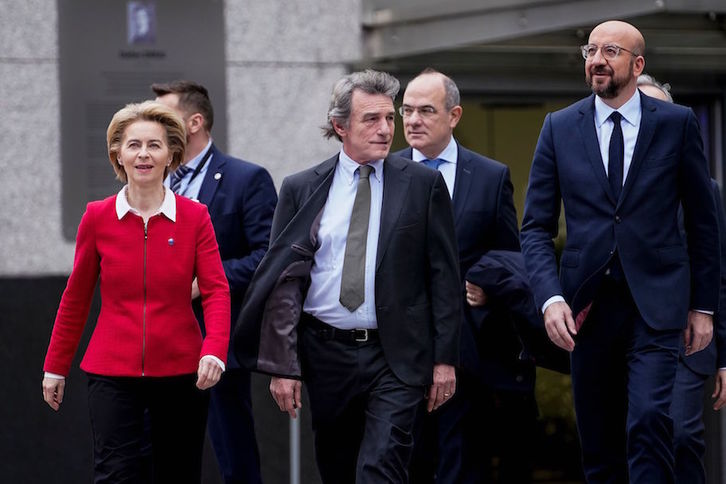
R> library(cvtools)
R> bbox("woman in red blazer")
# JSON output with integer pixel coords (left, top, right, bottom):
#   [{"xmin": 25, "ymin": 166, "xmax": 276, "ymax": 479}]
[{"xmin": 41, "ymin": 101, "xmax": 230, "ymax": 482}]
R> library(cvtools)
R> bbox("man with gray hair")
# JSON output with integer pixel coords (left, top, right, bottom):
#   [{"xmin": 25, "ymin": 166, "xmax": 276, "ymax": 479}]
[
  {"xmin": 636, "ymin": 73, "xmax": 673, "ymax": 102},
  {"xmin": 635, "ymin": 74, "xmax": 726, "ymax": 483},
  {"xmin": 233, "ymin": 69, "xmax": 461, "ymax": 483}
]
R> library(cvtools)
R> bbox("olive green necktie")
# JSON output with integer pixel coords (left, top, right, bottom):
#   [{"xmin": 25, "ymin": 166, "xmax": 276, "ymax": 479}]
[{"xmin": 339, "ymin": 164, "xmax": 373, "ymax": 311}]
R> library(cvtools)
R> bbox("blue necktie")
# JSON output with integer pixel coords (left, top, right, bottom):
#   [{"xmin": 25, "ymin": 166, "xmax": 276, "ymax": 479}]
[
  {"xmin": 608, "ymin": 112, "xmax": 624, "ymax": 201},
  {"xmin": 169, "ymin": 164, "xmax": 192, "ymax": 194},
  {"xmin": 422, "ymin": 158, "xmax": 445, "ymax": 170}
]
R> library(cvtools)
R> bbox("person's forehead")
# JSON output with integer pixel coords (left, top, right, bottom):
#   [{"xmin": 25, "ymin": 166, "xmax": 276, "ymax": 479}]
[
  {"xmin": 123, "ymin": 120, "xmax": 164, "ymax": 138},
  {"xmin": 351, "ymin": 90, "xmax": 394, "ymax": 112},
  {"xmin": 639, "ymin": 84, "xmax": 669, "ymax": 101},
  {"xmin": 589, "ymin": 23, "xmax": 636, "ymax": 46},
  {"xmin": 404, "ymin": 75, "xmax": 445, "ymax": 100}
]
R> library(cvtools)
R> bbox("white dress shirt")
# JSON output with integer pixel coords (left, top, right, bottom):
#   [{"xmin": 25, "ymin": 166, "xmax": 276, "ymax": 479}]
[
  {"xmin": 594, "ymin": 91, "xmax": 641, "ymax": 182},
  {"xmin": 303, "ymin": 150, "xmax": 384, "ymax": 330},
  {"xmin": 411, "ymin": 135, "xmax": 458, "ymax": 197},
  {"xmin": 164, "ymin": 139, "xmax": 213, "ymax": 200}
]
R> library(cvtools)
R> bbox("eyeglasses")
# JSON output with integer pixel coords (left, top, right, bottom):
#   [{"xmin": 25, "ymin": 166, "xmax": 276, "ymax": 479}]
[
  {"xmin": 398, "ymin": 105, "xmax": 438, "ymax": 118},
  {"xmin": 580, "ymin": 44, "xmax": 638, "ymax": 60}
]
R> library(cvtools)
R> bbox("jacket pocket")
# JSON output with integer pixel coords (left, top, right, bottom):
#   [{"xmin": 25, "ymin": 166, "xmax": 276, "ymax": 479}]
[
  {"xmin": 560, "ymin": 248, "xmax": 580, "ymax": 268},
  {"xmin": 657, "ymin": 245, "xmax": 688, "ymax": 266}
]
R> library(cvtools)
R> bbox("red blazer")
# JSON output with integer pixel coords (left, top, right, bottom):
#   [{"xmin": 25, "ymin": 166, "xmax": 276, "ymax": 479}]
[{"xmin": 44, "ymin": 193, "xmax": 230, "ymax": 377}]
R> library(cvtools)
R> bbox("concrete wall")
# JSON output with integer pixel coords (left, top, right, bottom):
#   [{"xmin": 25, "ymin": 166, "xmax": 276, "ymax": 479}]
[
  {"xmin": 1, "ymin": 1, "xmax": 361, "ymax": 482},
  {"xmin": 0, "ymin": 0, "xmax": 362, "ymax": 276},
  {"xmin": 0, "ymin": 1, "xmax": 73, "ymax": 275}
]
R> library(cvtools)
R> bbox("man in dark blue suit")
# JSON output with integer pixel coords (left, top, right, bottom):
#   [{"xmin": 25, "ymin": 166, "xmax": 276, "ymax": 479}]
[
  {"xmin": 153, "ymin": 80, "xmax": 276, "ymax": 484},
  {"xmin": 670, "ymin": 178, "xmax": 726, "ymax": 484},
  {"xmin": 520, "ymin": 21, "xmax": 719, "ymax": 483},
  {"xmin": 394, "ymin": 69, "xmax": 534, "ymax": 483},
  {"xmin": 638, "ymin": 74, "xmax": 726, "ymax": 484}
]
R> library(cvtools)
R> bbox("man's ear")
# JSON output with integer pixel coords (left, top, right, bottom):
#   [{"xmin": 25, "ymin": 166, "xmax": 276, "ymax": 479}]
[
  {"xmin": 332, "ymin": 118, "xmax": 347, "ymax": 139},
  {"xmin": 449, "ymin": 105, "xmax": 463, "ymax": 129},
  {"xmin": 186, "ymin": 113, "xmax": 205, "ymax": 135}
]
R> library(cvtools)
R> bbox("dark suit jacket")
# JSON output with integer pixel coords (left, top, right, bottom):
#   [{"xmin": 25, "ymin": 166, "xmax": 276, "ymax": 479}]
[
  {"xmin": 233, "ymin": 154, "xmax": 461, "ymax": 387},
  {"xmin": 394, "ymin": 144, "xmax": 524, "ymax": 383},
  {"xmin": 680, "ymin": 180, "xmax": 726, "ymax": 375},
  {"xmin": 521, "ymin": 93, "xmax": 719, "ymax": 331},
  {"xmin": 192, "ymin": 144, "xmax": 277, "ymax": 367},
  {"xmin": 465, "ymin": 250, "xmax": 570, "ymax": 376}
]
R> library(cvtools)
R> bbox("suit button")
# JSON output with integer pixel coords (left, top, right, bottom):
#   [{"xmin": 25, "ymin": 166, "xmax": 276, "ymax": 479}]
[{"xmin": 615, "ymin": 216, "xmax": 622, "ymax": 223}]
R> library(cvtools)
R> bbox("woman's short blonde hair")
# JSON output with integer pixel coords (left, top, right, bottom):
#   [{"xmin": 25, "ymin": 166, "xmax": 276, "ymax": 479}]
[{"xmin": 107, "ymin": 100, "xmax": 186, "ymax": 183}]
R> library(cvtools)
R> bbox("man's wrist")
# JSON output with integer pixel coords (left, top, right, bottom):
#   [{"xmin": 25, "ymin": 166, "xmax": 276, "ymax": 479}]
[{"xmin": 542, "ymin": 295, "xmax": 565, "ymax": 314}]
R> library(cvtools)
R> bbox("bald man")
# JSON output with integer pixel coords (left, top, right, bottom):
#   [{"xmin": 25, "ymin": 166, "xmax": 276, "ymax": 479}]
[{"xmin": 521, "ymin": 21, "xmax": 718, "ymax": 482}]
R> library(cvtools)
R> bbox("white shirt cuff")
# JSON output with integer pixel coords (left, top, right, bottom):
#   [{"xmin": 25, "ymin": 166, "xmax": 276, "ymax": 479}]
[
  {"xmin": 201, "ymin": 354, "xmax": 225, "ymax": 372},
  {"xmin": 692, "ymin": 309, "xmax": 714, "ymax": 316},
  {"xmin": 44, "ymin": 372, "xmax": 65, "ymax": 380},
  {"xmin": 542, "ymin": 295, "xmax": 566, "ymax": 314}
]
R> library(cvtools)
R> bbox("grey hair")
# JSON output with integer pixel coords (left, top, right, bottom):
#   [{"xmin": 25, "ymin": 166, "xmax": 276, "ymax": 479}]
[
  {"xmin": 322, "ymin": 69, "xmax": 400, "ymax": 141},
  {"xmin": 637, "ymin": 73, "xmax": 673, "ymax": 102},
  {"xmin": 418, "ymin": 67, "xmax": 460, "ymax": 110}
]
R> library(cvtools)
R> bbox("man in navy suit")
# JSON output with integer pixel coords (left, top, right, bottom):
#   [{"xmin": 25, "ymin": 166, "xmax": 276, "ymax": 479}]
[
  {"xmin": 153, "ymin": 80, "xmax": 276, "ymax": 484},
  {"xmin": 638, "ymin": 73, "xmax": 726, "ymax": 483},
  {"xmin": 232, "ymin": 70, "xmax": 461, "ymax": 483},
  {"xmin": 520, "ymin": 21, "xmax": 719, "ymax": 483},
  {"xmin": 394, "ymin": 69, "xmax": 534, "ymax": 483}
]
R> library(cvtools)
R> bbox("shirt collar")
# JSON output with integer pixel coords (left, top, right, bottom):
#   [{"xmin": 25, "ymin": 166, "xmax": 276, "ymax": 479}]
[
  {"xmin": 185, "ymin": 139, "xmax": 214, "ymax": 170},
  {"xmin": 411, "ymin": 136, "xmax": 458, "ymax": 165},
  {"xmin": 594, "ymin": 90, "xmax": 641, "ymax": 128},
  {"xmin": 339, "ymin": 149, "xmax": 384, "ymax": 185},
  {"xmin": 115, "ymin": 185, "xmax": 177, "ymax": 222}
]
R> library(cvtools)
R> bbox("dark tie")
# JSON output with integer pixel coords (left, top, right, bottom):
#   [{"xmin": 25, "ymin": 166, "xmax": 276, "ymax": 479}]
[
  {"xmin": 608, "ymin": 112, "xmax": 624, "ymax": 201},
  {"xmin": 422, "ymin": 158, "xmax": 445, "ymax": 170},
  {"xmin": 340, "ymin": 164, "xmax": 373, "ymax": 312},
  {"xmin": 169, "ymin": 164, "xmax": 192, "ymax": 194}
]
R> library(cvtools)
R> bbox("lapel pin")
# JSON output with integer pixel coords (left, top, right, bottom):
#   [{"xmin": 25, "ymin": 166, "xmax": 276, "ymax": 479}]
[
  {"xmin": 214, "ymin": 172, "xmax": 222, "ymax": 180},
  {"xmin": 168, "ymin": 238, "xmax": 175, "ymax": 246}
]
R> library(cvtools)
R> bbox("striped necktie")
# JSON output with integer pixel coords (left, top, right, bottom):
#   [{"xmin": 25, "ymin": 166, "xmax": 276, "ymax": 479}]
[{"xmin": 169, "ymin": 164, "xmax": 192, "ymax": 194}]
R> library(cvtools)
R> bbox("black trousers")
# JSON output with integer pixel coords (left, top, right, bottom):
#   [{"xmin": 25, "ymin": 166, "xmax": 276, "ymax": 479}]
[
  {"xmin": 86, "ymin": 373, "xmax": 209, "ymax": 484},
  {"xmin": 300, "ymin": 318, "xmax": 425, "ymax": 484}
]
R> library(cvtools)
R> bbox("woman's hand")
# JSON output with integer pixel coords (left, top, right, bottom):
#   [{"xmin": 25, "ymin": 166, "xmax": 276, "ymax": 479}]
[
  {"xmin": 196, "ymin": 357, "xmax": 223, "ymax": 390},
  {"xmin": 42, "ymin": 376, "xmax": 66, "ymax": 411}
]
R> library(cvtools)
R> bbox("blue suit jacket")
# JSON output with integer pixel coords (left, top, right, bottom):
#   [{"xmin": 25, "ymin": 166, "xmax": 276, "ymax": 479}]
[
  {"xmin": 680, "ymin": 180, "xmax": 726, "ymax": 375},
  {"xmin": 521, "ymin": 92, "xmax": 719, "ymax": 331},
  {"xmin": 193, "ymin": 144, "xmax": 277, "ymax": 367},
  {"xmin": 395, "ymin": 144, "xmax": 526, "ymax": 388}
]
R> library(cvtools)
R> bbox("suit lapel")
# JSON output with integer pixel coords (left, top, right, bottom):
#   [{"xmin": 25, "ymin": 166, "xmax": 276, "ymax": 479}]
[
  {"xmin": 274, "ymin": 155, "xmax": 337, "ymax": 251},
  {"xmin": 451, "ymin": 144, "xmax": 472, "ymax": 225},
  {"xmin": 197, "ymin": 144, "xmax": 224, "ymax": 206},
  {"xmin": 376, "ymin": 156, "xmax": 411, "ymax": 269},
  {"xmin": 619, "ymin": 93, "xmax": 657, "ymax": 205},
  {"xmin": 578, "ymin": 96, "xmax": 616, "ymax": 205}
]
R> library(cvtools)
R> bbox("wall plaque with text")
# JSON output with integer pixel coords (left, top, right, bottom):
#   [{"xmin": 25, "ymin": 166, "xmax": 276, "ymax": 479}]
[{"xmin": 59, "ymin": 0, "xmax": 226, "ymax": 239}]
